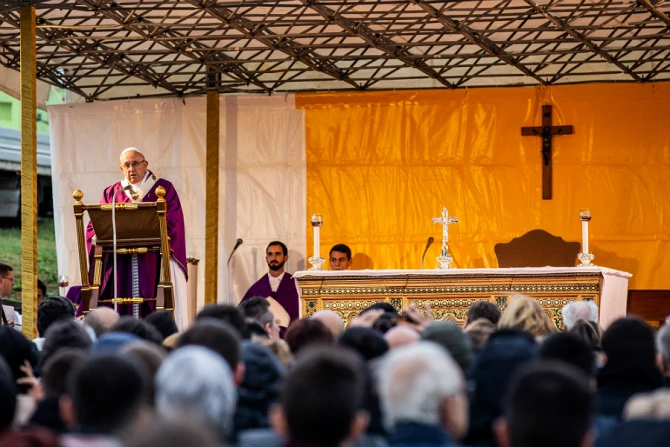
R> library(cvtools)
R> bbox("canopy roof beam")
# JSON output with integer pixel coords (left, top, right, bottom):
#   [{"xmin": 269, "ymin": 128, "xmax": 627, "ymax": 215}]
[{"xmin": 298, "ymin": 0, "xmax": 456, "ymax": 88}]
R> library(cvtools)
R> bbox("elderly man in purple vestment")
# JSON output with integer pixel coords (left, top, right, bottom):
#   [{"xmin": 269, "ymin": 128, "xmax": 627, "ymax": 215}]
[
  {"xmin": 85, "ymin": 147, "xmax": 188, "ymax": 330},
  {"xmin": 240, "ymin": 241, "xmax": 299, "ymax": 333}
]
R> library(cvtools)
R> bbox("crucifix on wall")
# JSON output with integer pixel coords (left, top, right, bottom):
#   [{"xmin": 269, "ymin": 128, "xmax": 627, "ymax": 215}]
[{"xmin": 521, "ymin": 105, "xmax": 574, "ymax": 200}]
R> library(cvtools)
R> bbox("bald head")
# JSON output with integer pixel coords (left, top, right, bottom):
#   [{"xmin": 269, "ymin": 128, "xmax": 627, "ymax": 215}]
[
  {"xmin": 311, "ymin": 310, "xmax": 345, "ymax": 338},
  {"xmin": 385, "ymin": 325, "xmax": 420, "ymax": 349},
  {"xmin": 85, "ymin": 307, "xmax": 120, "ymax": 338}
]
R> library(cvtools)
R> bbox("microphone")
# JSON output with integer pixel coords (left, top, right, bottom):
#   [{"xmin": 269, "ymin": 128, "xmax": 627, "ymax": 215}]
[
  {"xmin": 421, "ymin": 236, "xmax": 434, "ymax": 270},
  {"xmin": 227, "ymin": 238, "xmax": 243, "ymax": 266}
]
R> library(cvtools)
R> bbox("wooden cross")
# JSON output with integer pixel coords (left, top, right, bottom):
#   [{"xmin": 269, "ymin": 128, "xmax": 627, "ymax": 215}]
[{"xmin": 521, "ymin": 105, "xmax": 574, "ymax": 200}]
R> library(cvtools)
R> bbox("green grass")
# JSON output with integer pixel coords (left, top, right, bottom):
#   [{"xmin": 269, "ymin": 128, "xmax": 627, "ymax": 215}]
[{"xmin": 0, "ymin": 218, "xmax": 59, "ymax": 301}]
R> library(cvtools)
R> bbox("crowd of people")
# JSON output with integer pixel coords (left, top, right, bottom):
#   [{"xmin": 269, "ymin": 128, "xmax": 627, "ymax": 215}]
[{"xmin": 1, "ymin": 291, "xmax": 670, "ymax": 447}]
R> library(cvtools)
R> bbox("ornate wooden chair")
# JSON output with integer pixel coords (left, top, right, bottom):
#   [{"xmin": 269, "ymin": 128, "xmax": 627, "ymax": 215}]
[{"xmin": 494, "ymin": 229, "xmax": 580, "ymax": 268}]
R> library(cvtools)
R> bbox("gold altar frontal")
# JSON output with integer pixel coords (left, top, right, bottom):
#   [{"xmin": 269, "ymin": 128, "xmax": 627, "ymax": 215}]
[{"xmin": 295, "ymin": 268, "xmax": 605, "ymax": 329}]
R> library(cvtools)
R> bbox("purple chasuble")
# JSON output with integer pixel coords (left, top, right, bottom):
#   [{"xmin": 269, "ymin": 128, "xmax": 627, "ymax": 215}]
[
  {"xmin": 84, "ymin": 174, "xmax": 187, "ymax": 318},
  {"xmin": 241, "ymin": 273, "xmax": 300, "ymax": 329}
]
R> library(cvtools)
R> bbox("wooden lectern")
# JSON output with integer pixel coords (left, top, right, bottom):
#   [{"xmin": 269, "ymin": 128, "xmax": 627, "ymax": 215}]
[{"xmin": 72, "ymin": 187, "xmax": 174, "ymax": 314}]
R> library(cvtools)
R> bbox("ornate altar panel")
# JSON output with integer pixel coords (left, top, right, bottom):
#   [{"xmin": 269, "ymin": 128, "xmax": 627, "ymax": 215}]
[{"xmin": 294, "ymin": 267, "xmax": 631, "ymax": 329}]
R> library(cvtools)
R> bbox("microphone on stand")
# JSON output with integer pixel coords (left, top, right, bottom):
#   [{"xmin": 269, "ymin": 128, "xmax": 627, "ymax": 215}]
[
  {"xmin": 112, "ymin": 184, "xmax": 134, "ymax": 313},
  {"xmin": 227, "ymin": 238, "xmax": 244, "ymax": 266},
  {"xmin": 226, "ymin": 238, "xmax": 243, "ymax": 305},
  {"xmin": 421, "ymin": 236, "xmax": 434, "ymax": 270}
]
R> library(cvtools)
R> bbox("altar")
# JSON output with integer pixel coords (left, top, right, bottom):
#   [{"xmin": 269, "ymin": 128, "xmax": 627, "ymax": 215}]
[{"xmin": 294, "ymin": 267, "xmax": 631, "ymax": 330}]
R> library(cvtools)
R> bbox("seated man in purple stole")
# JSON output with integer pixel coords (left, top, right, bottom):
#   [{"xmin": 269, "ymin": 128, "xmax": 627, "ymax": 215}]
[
  {"xmin": 85, "ymin": 147, "xmax": 188, "ymax": 330},
  {"xmin": 240, "ymin": 241, "xmax": 299, "ymax": 334}
]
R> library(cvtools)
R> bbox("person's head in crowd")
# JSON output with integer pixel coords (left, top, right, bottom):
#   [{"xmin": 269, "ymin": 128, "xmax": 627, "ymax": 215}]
[
  {"xmin": 561, "ymin": 300, "xmax": 599, "ymax": 331},
  {"xmin": 266, "ymin": 241, "xmax": 289, "ymax": 275},
  {"xmin": 422, "ymin": 321, "xmax": 474, "ymax": 375},
  {"xmin": 123, "ymin": 417, "xmax": 223, "ymax": 447},
  {"xmin": 0, "ymin": 357, "xmax": 17, "ymax": 432},
  {"xmin": 311, "ymin": 310, "xmax": 345, "ymax": 338},
  {"xmin": 84, "ymin": 307, "xmax": 120, "ymax": 338},
  {"xmin": 61, "ymin": 355, "xmax": 148, "ymax": 435},
  {"xmin": 384, "ymin": 325, "xmax": 420, "ymax": 349},
  {"xmin": 31, "ymin": 349, "xmax": 87, "ymax": 434},
  {"xmin": 162, "ymin": 333, "xmax": 180, "ymax": 351},
  {"xmin": 122, "ymin": 341, "xmax": 167, "ymax": 406},
  {"xmin": 569, "ymin": 319, "xmax": 602, "ymax": 350},
  {"xmin": 657, "ymin": 317, "xmax": 670, "ymax": 379},
  {"xmin": 465, "ymin": 318, "xmax": 497, "ymax": 352},
  {"xmin": 0, "ymin": 326, "xmax": 37, "ymax": 393},
  {"xmin": 37, "ymin": 279, "xmax": 47, "ymax": 304},
  {"xmin": 92, "ymin": 332, "xmax": 141, "ymax": 355},
  {"xmin": 176, "ymin": 320, "xmax": 244, "ymax": 385},
  {"xmin": 156, "ymin": 346, "xmax": 237, "ymax": 441},
  {"xmin": 372, "ymin": 312, "xmax": 398, "ymax": 334},
  {"xmin": 41, "ymin": 349, "xmax": 87, "ymax": 400},
  {"xmin": 40, "ymin": 320, "xmax": 92, "ymax": 370},
  {"xmin": 597, "ymin": 317, "xmax": 662, "ymax": 418},
  {"xmin": 379, "ymin": 341, "xmax": 468, "ymax": 441},
  {"xmin": 245, "ymin": 319, "xmax": 269, "ymax": 338},
  {"xmin": 338, "ymin": 327, "xmax": 389, "ymax": 362},
  {"xmin": 329, "ymin": 244, "xmax": 352, "ymax": 271},
  {"xmin": 623, "ymin": 388, "xmax": 670, "ymax": 421},
  {"xmin": 144, "ymin": 311, "xmax": 179, "ymax": 340},
  {"xmin": 271, "ymin": 346, "xmax": 368, "ymax": 447},
  {"xmin": 285, "ymin": 318, "xmax": 334, "ymax": 355},
  {"xmin": 37, "ymin": 297, "xmax": 75, "ymax": 338},
  {"xmin": 465, "ymin": 329, "xmax": 538, "ymax": 447},
  {"xmin": 196, "ymin": 304, "xmax": 248, "ymax": 338},
  {"xmin": 496, "ymin": 361, "xmax": 594, "ymax": 447},
  {"xmin": 111, "ymin": 316, "xmax": 164, "ymax": 345},
  {"xmin": 234, "ymin": 341, "xmax": 285, "ymax": 434},
  {"xmin": 465, "ymin": 301, "xmax": 501, "ymax": 327},
  {"xmin": 360, "ymin": 302, "xmax": 399, "ymax": 316},
  {"xmin": 0, "ymin": 263, "xmax": 14, "ymax": 299},
  {"xmin": 254, "ymin": 337, "xmax": 293, "ymax": 367},
  {"xmin": 238, "ymin": 297, "xmax": 280, "ymax": 339},
  {"xmin": 539, "ymin": 332, "xmax": 595, "ymax": 379},
  {"xmin": 498, "ymin": 295, "xmax": 556, "ymax": 339}
]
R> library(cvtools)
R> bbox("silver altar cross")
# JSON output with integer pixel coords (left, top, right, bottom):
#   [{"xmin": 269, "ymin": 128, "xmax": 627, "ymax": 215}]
[{"xmin": 431, "ymin": 206, "xmax": 458, "ymax": 269}]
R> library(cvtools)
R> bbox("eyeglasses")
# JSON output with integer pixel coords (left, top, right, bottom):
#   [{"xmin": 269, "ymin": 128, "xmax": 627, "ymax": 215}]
[
  {"xmin": 1, "ymin": 276, "xmax": 14, "ymax": 284},
  {"xmin": 122, "ymin": 160, "xmax": 146, "ymax": 170}
]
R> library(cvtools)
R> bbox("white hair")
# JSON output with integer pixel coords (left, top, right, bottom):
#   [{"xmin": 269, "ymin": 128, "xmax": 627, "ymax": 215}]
[
  {"xmin": 378, "ymin": 341, "xmax": 464, "ymax": 428},
  {"xmin": 156, "ymin": 346, "xmax": 236, "ymax": 439},
  {"xmin": 561, "ymin": 300, "xmax": 599, "ymax": 330}
]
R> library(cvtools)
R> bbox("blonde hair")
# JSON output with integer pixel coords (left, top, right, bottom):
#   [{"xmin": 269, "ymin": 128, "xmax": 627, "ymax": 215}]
[{"xmin": 498, "ymin": 295, "xmax": 556, "ymax": 338}]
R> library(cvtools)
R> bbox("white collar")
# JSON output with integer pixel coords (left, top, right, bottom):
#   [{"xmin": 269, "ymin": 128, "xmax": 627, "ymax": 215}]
[{"xmin": 121, "ymin": 171, "xmax": 156, "ymax": 202}]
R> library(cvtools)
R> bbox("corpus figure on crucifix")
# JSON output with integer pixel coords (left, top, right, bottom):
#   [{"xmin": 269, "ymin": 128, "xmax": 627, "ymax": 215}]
[
  {"xmin": 521, "ymin": 105, "xmax": 574, "ymax": 200},
  {"xmin": 432, "ymin": 207, "xmax": 458, "ymax": 269}
]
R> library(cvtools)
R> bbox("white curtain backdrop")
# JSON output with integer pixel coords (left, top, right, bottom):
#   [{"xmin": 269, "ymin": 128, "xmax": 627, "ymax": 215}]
[{"xmin": 48, "ymin": 95, "xmax": 306, "ymax": 310}]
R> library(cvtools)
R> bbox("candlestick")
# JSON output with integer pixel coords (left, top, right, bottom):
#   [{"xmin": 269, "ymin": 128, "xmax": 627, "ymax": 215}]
[
  {"xmin": 308, "ymin": 214, "xmax": 325, "ymax": 271},
  {"xmin": 578, "ymin": 208, "xmax": 595, "ymax": 267}
]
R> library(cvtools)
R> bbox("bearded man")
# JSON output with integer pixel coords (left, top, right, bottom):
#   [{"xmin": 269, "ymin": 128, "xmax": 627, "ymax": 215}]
[{"xmin": 240, "ymin": 241, "xmax": 299, "ymax": 332}]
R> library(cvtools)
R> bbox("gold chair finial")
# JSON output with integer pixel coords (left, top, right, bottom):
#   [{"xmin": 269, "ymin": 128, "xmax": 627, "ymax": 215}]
[
  {"xmin": 156, "ymin": 186, "xmax": 166, "ymax": 200},
  {"xmin": 73, "ymin": 190, "xmax": 84, "ymax": 202}
]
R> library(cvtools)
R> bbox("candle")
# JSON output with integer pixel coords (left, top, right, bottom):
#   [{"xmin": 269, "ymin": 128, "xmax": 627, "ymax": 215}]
[
  {"xmin": 311, "ymin": 213, "xmax": 323, "ymax": 260},
  {"xmin": 579, "ymin": 208, "xmax": 592, "ymax": 254},
  {"xmin": 314, "ymin": 226, "xmax": 320, "ymax": 259}
]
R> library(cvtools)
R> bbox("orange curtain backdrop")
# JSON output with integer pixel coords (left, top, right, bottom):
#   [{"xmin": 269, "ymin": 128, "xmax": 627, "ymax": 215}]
[{"xmin": 296, "ymin": 83, "xmax": 670, "ymax": 289}]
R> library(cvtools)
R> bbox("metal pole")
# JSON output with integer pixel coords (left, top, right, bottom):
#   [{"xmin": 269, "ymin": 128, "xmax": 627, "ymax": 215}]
[
  {"xmin": 204, "ymin": 71, "xmax": 220, "ymax": 305},
  {"xmin": 20, "ymin": 4, "xmax": 37, "ymax": 339}
]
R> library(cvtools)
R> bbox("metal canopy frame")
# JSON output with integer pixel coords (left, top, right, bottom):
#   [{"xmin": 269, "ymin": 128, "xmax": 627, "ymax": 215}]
[{"xmin": 2, "ymin": 0, "xmax": 670, "ymax": 100}]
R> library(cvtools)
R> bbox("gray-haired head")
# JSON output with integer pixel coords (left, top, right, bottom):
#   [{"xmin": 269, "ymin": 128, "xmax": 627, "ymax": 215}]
[
  {"xmin": 156, "ymin": 346, "xmax": 236, "ymax": 440},
  {"xmin": 561, "ymin": 301, "xmax": 599, "ymax": 330},
  {"xmin": 378, "ymin": 341, "xmax": 466, "ymax": 431}
]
